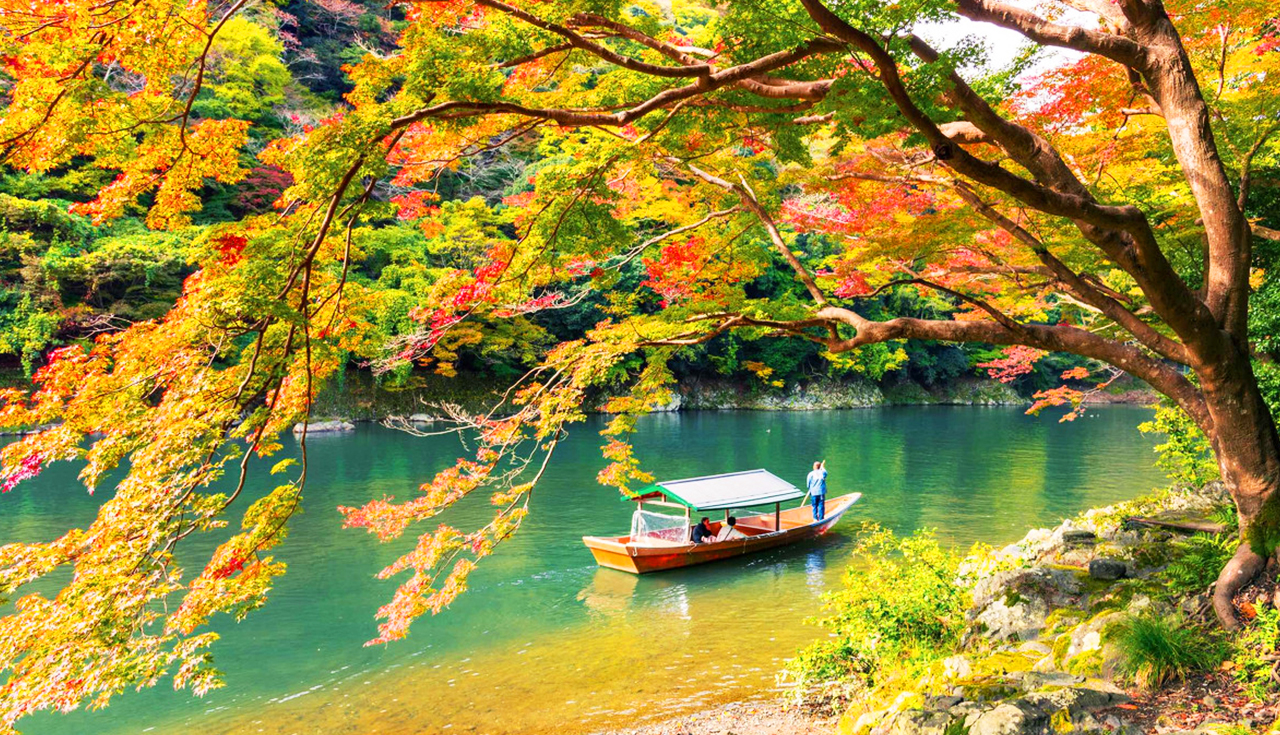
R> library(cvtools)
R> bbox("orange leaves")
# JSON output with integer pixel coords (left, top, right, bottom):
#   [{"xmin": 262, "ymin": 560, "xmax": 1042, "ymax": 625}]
[
  {"xmin": 340, "ymin": 459, "xmax": 495, "ymax": 542},
  {"xmin": 977, "ymin": 346, "xmax": 1046, "ymax": 383},
  {"xmin": 1, "ymin": 0, "xmax": 254, "ymax": 227},
  {"xmin": 1027, "ymin": 385, "xmax": 1087, "ymax": 422},
  {"xmin": 170, "ymin": 484, "xmax": 299, "ymax": 635},
  {"xmin": 69, "ymin": 118, "xmax": 252, "ymax": 228},
  {"xmin": 359, "ymin": 498, "xmax": 527, "ymax": 645},
  {"xmin": 1061, "ymin": 366, "xmax": 1091, "ymax": 381},
  {"xmin": 597, "ymin": 437, "xmax": 653, "ymax": 493}
]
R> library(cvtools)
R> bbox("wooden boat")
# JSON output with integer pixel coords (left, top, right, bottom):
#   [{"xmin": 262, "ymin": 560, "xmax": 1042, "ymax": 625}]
[{"xmin": 582, "ymin": 468, "xmax": 861, "ymax": 574}]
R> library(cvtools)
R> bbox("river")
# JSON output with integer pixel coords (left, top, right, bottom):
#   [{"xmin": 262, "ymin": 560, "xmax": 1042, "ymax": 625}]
[{"xmin": 6, "ymin": 406, "xmax": 1165, "ymax": 735}]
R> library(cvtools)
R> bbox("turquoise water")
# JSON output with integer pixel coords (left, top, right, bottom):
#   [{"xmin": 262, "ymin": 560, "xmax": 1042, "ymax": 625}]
[{"xmin": 5, "ymin": 406, "xmax": 1165, "ymax": 734}]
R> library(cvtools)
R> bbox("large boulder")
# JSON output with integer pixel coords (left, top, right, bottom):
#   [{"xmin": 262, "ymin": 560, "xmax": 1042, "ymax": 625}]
[
  {"xmin": 1088, "ymin": 558, "xmax": 1127, "ymax": 581},
  {"xmin": 970, "ymin": 568, "xmax": 1084, "ymax": 641},
  {"xmin": 885, "ymin": 710, "xmax": 955, "ymax": 735},
  {"xmin": 878, "ymin": 686, "xmax": 1129, "ymax": 735},
  {"xmin": 292, "ymin": 419, "xmax": 355, "ymax": 434},
  {"xmin": 967, "ymin": 701, "xmax": 1046, "ymax": 735}
]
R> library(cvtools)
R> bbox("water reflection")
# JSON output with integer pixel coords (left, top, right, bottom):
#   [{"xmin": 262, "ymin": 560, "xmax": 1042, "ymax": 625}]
[{"xmin": 5, "ymin": 406, "xmax": 1164, "ymax": 735}]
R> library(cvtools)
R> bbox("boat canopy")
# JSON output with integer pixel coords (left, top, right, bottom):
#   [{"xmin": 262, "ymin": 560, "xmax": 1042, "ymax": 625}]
[{"xmin": 636, "ymin": 469, "xmax": 803, "ymax": 512}]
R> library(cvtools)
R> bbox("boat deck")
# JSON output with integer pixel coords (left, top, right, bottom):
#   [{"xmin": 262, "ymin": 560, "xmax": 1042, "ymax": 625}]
[{"xmin": 583, "ymin": 492, "xmax": 861, "ymax": 573}]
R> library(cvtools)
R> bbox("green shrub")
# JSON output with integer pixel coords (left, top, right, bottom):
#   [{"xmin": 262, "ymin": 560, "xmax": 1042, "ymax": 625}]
[
  {"xmin": 1138, "ymin": 400, "xmax": 1219, "ymax": 487},
  {"xmin": 1113, "ymin": 613, "xmax": 1227, "ymax": 691},
  {"xmin": 1234, "ymin": 606, "xmax": 1280, "ymax": 701},
  {"xmin": 784, "ymin": 524, "xmax": 966, "ymax": 706},
  {"xmin": 1162, "ymin": 533, "xmax": 1237, "ymax": 596}
]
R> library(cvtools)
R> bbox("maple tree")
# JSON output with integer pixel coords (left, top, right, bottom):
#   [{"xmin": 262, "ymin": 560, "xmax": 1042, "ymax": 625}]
[{"xmin": 1, "ymin": 0, "xmax": 1279, "ymax": 730}]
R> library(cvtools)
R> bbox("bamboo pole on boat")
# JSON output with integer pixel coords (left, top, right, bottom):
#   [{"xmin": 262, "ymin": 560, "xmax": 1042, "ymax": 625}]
[{"xmin": 775, "ymin": 502, "xmax": 781, "ymax": 531}]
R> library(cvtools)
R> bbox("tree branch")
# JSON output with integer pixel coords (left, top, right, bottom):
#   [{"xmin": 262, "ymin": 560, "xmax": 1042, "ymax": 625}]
[
  {"xmin": 949, "ymin": 182, "xmax": 1189, "ymax": 364},
  {"xmin": 681, "ymin": 162, "xmax": 828, "ymax": 305},
  {"xmin": 954, "ymin": 0, "xmax": 1146, "ymax": 67}
]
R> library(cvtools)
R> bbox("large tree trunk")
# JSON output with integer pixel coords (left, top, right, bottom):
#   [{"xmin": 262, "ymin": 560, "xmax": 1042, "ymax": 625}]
[{"xmin": 1199, "ymin": 350, "xmax": 1280, "ymax": 629}]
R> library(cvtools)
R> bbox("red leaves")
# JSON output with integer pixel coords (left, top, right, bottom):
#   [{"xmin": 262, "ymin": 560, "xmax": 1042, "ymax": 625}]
[
  {"xmin": 1, "ymin": 452, "xmax": 43, "ymax": 493},
  {"xmin": 392, "ymin": 190, "xmax": 441, "ymax": 222},
  {"xmin": 213, "ymin": 234, "xmax": 248, "ymax": 266},
  {"xmin": 641, "ymin": 236, "xmax": 707, "ymax": 306},
  {"xmin": 1257, "ymin": 19, "xmax": 1280, "ymax": 55},
  {"xmin": 977, "ymin": 346, "xmax": 1045, "ymax": 383},
  {"xmin": 208, "ymin": 554, "xmax": 246, "ymax": 581}
]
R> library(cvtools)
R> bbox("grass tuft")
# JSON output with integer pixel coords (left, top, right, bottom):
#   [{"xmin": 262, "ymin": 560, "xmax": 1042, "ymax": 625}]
[{"xmin": 1113, "ymin": 613, "xmax": 1227, "ymax": 691}]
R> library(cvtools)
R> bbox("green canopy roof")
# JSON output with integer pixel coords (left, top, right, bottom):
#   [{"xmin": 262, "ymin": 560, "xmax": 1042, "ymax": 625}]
[{"xmin": 638, "ymin": 469, "xmax": 803, "ymax": 512}]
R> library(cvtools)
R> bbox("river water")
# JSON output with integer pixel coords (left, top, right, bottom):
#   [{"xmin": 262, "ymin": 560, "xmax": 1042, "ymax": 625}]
[{"xmin": 6, "ymin": 406, "xmax": 1164, "ymax": 735}]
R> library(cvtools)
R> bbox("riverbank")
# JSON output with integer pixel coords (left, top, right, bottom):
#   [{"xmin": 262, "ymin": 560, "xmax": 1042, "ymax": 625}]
[
  {"xmin": 0, "ymin": 369, "xmax": 1157, "ymax": 435},
  {"xmin": 817, "ymin": 480, "xmax": 1271, "ymax": 735},
  {"xmin": 304, "ymin": 371, "xmax": 1155, "ymax": 423},
  {"xmin": 609, "ymin": 483, "xmax": 1279, "ymax": 735},
  {"xmin": 595, "ymin": 698, "xmax": 833, "ymax": 735}
]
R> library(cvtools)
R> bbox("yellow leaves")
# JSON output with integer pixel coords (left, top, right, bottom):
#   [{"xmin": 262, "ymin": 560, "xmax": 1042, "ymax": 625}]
[
  {"xmin": 270, "ymin": 458, "xmax": 298, "ymax": 475},
  {"xmin": 1251, "ymin": 268, "xmax": 1266, "ymax": 291},
  {"xmin": 70, "ymin": 118, "xmax": 252, "ymax": 229},
  {"xmin": 743, "ymin": 360, "xmax": 774, "ymax": 382},
  {"xmin": 169, "ymin": 484, "xmax": 299, "ymax": 635},
  {"xmin": 597, "ymin": 438, "xmax": 653, "ymax": 494},
  {"xmin": 1, "ymin": 0, "xmax": 255, "ymax": 227},
  {"xmin": 490, "ymin": 482, "xmax": 532, "ymax": 507}
]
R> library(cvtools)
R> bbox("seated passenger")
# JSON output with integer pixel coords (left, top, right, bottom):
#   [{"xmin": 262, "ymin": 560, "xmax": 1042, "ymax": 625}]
[
  {"xmin": 714, "ymin": 516, "xmax": 746, "ymax": 542},
  {"xmin": 690, "ymin": 517, "xmax": 714, "ymax": 544}
]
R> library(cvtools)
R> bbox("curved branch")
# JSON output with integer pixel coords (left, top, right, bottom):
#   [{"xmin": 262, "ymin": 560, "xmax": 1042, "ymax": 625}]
[
  {"xmin": 954, "ymin": 0, "xmax": 1145, "ymax": 67},
  {"xmin": 479, "ymin": 0, "xmax": 713, "ymax": 78},
  {"xmin": 391, "ymin": 37, "xmax": 842, "ymax": 130},
  {"xmin": 799, "ymin": 5, "xmax": 1217, "ymax": 352},
  {"xmin": 813, "ymin": 303, "xmax": 1210, "ymax": 429},
  {"xmin": 949, "ymin": 182, "xmax": 1189, "ymax": 364},
  {"xmin": 681, "ymin": 163, "xmax": 828, "ymax": 305}
]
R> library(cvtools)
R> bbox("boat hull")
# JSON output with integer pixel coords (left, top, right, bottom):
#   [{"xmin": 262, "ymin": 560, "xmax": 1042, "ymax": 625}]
[{"xmin": 582, "ymin": 492, "xmax": 861, "ymax": 574}]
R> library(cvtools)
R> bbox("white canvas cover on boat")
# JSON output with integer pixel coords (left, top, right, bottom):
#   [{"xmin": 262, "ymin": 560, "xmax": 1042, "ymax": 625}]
[
  {"xmin": 629, "ymin": 509, "xmax": 690, "ymax": 546},
  {"xmin": 649, "ymin": 469, "xmax": 803, "ymax": 512}
]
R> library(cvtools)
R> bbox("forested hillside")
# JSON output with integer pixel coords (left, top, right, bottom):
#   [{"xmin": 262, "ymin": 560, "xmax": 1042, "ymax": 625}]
[{"xmin": 0, "ymin": 0, "xmax": 1169, "ymax": 395}]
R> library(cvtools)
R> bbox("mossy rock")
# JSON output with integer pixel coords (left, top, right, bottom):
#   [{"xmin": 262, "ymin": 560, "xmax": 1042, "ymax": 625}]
[
  {"xmin": 1044, "ymin": 608, "xmax": 1087, "ymax": 636},
  {"xmin": 954, "ymin": 680, "xmax": 1020, "ymax": 702},
  {"xmin": 970, "ymin": 650, "xmax": 1041, "ymax": 677},
  {"xmin": 1050, "ymin": 707, "xmax": 1075, "ymax": 733},
  {"xmin": 1065, "ymin": 648, "xmax": 1105, "ymax": 677}
]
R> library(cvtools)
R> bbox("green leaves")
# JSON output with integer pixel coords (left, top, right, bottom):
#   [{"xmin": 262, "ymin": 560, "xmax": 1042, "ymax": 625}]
[{"xmin": 785, "ymin": 524, "xmax": 966, "ymax": 706}]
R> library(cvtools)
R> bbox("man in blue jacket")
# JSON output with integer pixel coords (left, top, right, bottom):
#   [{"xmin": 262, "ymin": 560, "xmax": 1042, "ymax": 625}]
[{"xmin": 806, "ymin": 460, "xmax": 827, "ymax": 521}]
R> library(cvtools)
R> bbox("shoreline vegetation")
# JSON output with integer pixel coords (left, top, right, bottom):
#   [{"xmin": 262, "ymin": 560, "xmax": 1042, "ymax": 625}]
[
  {"xmin": 0, "ymin": 369, "xmax": 1157, "ymax": 437},
  {"xmin": 303, "ymin": 372, "xmax": 1157, "ymax": 428},
  {"xmin": 0, "ymin": 371, "xmax": 1157, "ymax": 437},
  {"xmin": 615, "ymin": 483, "xmax": 1280, "ymax": 735}
]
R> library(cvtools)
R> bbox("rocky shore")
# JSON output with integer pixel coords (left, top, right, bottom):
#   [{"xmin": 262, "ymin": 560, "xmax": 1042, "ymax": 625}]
[
  {"xmin": 299, "ymin": 372, "xmax": 1155, "ymax": 425},
  {"xmin": 823, "ymin": 481, "xmax": 1276, "ymax": 735},
  {"xmin": 0, "ymin": 373, "xmax": 1156, "ymax": 436},
  {"xmin": 607, "ymin": 484, "xmax": 1274, "ymax": 735}
]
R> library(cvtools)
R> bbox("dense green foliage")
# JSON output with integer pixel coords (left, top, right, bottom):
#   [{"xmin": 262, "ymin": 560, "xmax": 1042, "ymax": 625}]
[
  {"xmin": 1234, "ymin": 606, "xmax": 1280, "ymax": 701},
  {"xmin": 785, "ymin": 525, "xmax": 966, "ymax": 705}
]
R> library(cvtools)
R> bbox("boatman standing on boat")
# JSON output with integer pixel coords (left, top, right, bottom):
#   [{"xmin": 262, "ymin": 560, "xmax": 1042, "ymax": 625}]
[{"xmin": 806, "ymin": 460, "xmax": 827, "ymax": 521}]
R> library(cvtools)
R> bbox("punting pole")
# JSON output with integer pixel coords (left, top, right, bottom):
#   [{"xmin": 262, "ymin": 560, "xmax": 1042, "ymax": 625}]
[{"xmin": 774, "ymin": 502, "xmax": 781, "ymax": 532}]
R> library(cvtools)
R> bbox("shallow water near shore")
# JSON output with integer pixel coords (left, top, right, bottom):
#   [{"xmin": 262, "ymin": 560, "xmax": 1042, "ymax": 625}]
[{"xmin": 5, "ymin": 406, "xmax": 1165, "ymax": 735}]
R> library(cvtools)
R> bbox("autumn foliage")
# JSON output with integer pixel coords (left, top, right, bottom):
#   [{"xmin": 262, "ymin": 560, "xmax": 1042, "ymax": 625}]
[{"xmin": 0, "ymin": 0, "xmax": 1279, "ymax": 731}]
